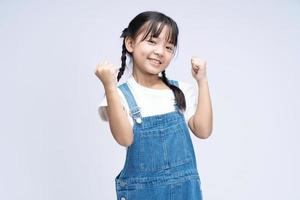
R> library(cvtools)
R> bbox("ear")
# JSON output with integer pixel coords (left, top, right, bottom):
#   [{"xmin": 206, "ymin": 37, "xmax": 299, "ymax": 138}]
[{"xmin": 125, "ymin": 37, "xmax": 134, "ymax": 53}]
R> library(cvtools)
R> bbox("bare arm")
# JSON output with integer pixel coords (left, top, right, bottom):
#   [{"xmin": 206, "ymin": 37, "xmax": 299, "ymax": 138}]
[
  {"xmin": 188, "ymin": 57, "xmax": 213, "ymax": 139},
  {"xmin": 104, "ymin": 84, "xmax": 133, "ymax": 147},
  {"xmin": 188, "ymin": 79, "xmax": 213, "ymax": 139}
]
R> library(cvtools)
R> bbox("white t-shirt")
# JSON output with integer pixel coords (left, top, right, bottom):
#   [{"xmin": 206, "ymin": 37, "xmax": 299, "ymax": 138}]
[{"xmin": 98, "ymin": 75, "xmax": 197, "ymax": 128}]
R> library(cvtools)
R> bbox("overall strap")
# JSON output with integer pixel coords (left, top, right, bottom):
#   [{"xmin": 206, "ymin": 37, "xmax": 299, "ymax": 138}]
[
  {"xmin": 168, "ymin": 79, "xmax": 179, "ymax": 87},
  {"xmin": 118, "ymin": 83, "xmax": 143, "ymax": 124}
]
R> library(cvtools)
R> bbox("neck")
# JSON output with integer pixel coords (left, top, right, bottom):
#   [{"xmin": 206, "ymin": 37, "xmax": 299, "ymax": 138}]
[
  {"xmin": 132, "ymin": 73, "xmax": 161, "ymax": 88},
  {"xmin": 132, "ymin": 68, "xmax": 162, "ymax": 88}
]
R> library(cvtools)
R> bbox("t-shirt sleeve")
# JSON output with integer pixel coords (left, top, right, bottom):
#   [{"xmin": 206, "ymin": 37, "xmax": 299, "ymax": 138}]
[
  {"xmin": 97, "ymin": 94, "xmax": 109, "ymax": 121},
  {"xmin": 179, "ymin": 81, "xmax": 197, "ymax": 122}
]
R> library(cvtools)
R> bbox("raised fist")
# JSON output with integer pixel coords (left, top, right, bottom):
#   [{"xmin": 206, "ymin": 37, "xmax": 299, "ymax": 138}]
[
  {"xmin": 191, "ymin": 57, "xmax": 207, "ymax": 82},
  {"xmin": 94, "ymin": 60, "xmax": 119, "ymax": 87}
]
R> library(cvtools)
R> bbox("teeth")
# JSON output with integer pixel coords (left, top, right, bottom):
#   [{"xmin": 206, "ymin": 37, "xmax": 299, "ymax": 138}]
[{"xmin": 150, "ymin": 59, "xmax": 160, "ymax": 64}]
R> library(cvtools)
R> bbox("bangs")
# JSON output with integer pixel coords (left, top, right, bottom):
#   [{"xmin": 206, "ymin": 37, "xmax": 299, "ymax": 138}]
[{"xmin": 138, "ymin": 20, "xmax": 178, "ymax": 46}]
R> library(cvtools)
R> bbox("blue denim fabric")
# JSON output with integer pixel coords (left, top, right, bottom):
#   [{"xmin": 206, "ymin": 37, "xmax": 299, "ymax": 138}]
[{"xmin": 115, "ymin": 80, "xmax": 203, "ymax": 200}]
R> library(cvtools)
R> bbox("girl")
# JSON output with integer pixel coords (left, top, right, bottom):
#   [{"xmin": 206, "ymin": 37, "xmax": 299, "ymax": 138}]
[{"xmin": 95, "ymin": 11, "xmax": 213, "ymax": 200}]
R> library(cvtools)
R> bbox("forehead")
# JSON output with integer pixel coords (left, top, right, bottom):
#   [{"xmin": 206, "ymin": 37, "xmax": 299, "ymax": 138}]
[{"xmin": 135, "ymin": 22, "xmax": 173, "ymax": 42}]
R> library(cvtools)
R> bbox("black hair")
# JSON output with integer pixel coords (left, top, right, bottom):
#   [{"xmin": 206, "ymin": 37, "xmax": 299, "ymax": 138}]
[{"xmin": 118, "ymin": 11, "xmax": 186, "ymax": 112}]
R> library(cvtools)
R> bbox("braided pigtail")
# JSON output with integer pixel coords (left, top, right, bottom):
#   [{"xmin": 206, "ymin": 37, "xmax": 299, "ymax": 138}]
[
  {"xmin": 117, "ymin": 41, "xmax": 127, "ymax": 82},
  {"xmin": 160, "ymin": 70, "xmax": 186, "ymax": 111}
]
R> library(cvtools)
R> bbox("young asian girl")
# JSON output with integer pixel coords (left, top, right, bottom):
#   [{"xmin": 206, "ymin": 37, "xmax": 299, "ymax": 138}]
[{"xmin": 95, "ymin": 11, "xmax": 213, "ymax": 200}]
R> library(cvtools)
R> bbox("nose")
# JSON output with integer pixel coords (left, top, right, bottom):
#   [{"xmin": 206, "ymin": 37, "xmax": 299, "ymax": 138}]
[{"xmin": 153, "ymin": 45, "xmax": 164, "ymax": 57}]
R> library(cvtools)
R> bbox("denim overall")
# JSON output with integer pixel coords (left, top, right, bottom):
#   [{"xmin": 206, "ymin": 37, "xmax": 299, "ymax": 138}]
[{"xmin": 115, "ymin": 80, "xmax": 203, "ymax": 200}]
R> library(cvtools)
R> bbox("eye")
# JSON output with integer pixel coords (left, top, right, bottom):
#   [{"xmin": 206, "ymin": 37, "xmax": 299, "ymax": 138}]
[
  {"xmin": 166, "ymin": 46, "xmax": 174, "ymax": 52},
  {"xmin": 147, "ymin": 39, "xmax": 156, "ymax": 44}
]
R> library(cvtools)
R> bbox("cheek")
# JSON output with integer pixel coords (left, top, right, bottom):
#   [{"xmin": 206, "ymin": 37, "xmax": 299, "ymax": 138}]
[
  {"xmin": 162, "ymin": 58, "xmax": 172, "ymax": 70},
  {"xmin": 136, "ymin": 45, "xmax": 151, "ymax": 57},
  {"xmin": 165, "ymin": 54, "xmax": 173, "ymax": 63},
  {"xmin": 143, "ymin": 45, "xmax": 154, "ymax": 55}
]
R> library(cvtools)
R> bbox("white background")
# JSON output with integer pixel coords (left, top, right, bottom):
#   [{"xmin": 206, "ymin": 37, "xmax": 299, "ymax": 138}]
[{"xmin": 0, "ymin": 0, "xmax": 299, "ymax": 199}]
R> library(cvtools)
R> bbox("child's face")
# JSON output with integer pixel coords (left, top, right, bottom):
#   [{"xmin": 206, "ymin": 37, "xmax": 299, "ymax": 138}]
[{"xmin": 126, "ymin": 24, "xmax": 176, "ymax": 76}]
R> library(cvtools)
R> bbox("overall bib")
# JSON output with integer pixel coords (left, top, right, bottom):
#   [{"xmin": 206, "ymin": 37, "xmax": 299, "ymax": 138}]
[{"xmin": 115, "ymin": 80, "xmax": 203, "ymax": 200}]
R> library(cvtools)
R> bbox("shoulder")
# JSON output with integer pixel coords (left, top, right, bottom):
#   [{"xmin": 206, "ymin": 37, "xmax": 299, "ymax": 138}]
[
  {"xmin": 169, "ymin": 79, "xmax": 195, "ymax": 92},
  {"xmin": 118, "ymin": 77, "xmax": 137, "ymax": 91}
]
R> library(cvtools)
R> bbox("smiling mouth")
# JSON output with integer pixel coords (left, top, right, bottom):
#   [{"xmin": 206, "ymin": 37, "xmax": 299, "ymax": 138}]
[{"xmin": 149, "ymin": 58, "xmax": 162, "ymax": 65}]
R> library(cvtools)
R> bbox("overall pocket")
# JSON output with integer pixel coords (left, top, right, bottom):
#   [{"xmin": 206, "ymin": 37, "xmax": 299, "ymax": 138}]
[{"xmin": 139, "ymin": 123, "xmax": 192, "ymax": 172}]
